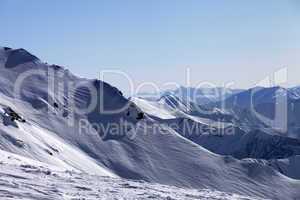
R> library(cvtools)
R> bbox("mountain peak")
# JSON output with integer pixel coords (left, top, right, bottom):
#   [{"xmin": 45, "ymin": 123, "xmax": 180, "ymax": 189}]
[{"xmin": 0, "ymin": 47, "xmax": 40, "ymax": 69}]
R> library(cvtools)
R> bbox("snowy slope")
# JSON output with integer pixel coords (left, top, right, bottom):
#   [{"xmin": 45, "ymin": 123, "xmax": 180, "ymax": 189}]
[
  {"xmin": 131, "ymin": 97, "xmax": 177, "ymax": 119},
  {"xmin": 0, "ymin": 150, "xmax": 265, "ymax": 200},
  {"xmin": 133, "ymin": 95, "xmax": 234, "ymax": 125},
  {"xmin": 0, "ymin": 97, "xmax": 116, "ymax": 177},
  {"xmin": 136, "ymin": 95, "xmax": 300, "ymax": 179},
  {"xmin": 0, "ymin": 47, "xmax": 300, "ymax": 200}
]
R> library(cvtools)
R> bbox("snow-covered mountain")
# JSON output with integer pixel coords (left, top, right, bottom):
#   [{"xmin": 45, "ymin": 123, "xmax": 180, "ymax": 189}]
[
  {"xmin": 165, "ymin": 86, "xmax": 244, "ymax": 105},
  {"xmin": 159, "ymin": 117, "xmax": 300, "ymax": 160},
  {"xmin": 133, "ymin": 93, "xmax": 234, "ymax": 124},
  {"xmin": 1, "ymin": 47, "xmax": 300, "ymax": 200},
  {"xmin": 211, "ymin": 86, "xmax": 300, "ymax": 138},
  {"xmin": 135, "ymin": 86, "xmax": 243, "ymax": 105},
  {"xmin": 134, "ymin": 95, "xmax": 300, "ymax": 161}
]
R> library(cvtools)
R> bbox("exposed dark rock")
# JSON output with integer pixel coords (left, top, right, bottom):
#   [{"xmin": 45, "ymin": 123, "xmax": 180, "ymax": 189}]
[
  {"xmin": 53, "ymin": 102, "xmax": 59, "ymax": 108},
  {"xmin": 136, "ymin": 112, "xmax": 144, "ymax": 120},
  {"xmin": 4, "ymin": 47, "xmax": 12, "ymax": 51},
  {"xmin": 4, "ymin": 107, "xmax": 26, "ymax": 123}
]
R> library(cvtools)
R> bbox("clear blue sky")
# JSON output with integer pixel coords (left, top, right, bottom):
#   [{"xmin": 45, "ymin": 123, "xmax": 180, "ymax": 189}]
[{"xmin": 1, "ymin": 0, "xmax": 299, "ymax": 94}]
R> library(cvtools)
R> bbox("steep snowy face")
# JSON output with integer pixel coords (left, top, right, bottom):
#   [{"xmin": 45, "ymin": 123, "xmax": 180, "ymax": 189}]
[
  {"xmin": 0, "ymin": 101, "xmax": 116, "ymax": 177},
  {"xmin": 0, "ymin": 47, "xmax": 144, "ymax": 139},
  {"xmin": 1, "ymin": 47, "xmax": 300, "ymax": 200},
  {"xmin": 0, "ymin": 47, "xmax": 144, "ymax": 174},
  {"xmin": 131, "ymin": 97, "xmax": 180, "ymax": 119}
]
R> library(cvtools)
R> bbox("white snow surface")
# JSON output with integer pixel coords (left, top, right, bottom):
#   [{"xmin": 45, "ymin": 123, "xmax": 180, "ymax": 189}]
[
  {"xmin": 0, "ymin": 150, "xmax": 265, "ymax": 200},
  {"xmin": 0, "ymin": 47, "xmax": 300, "ymax": 200},
  {"xmin": 131, "ymin": 97, "xmax": 177, "ymax": 119}
]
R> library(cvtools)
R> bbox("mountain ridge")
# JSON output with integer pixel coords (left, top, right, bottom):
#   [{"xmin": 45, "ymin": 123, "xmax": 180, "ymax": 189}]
[{"xmin": 0, "ymin": 46, "xmax": 300, "ymax": 200}]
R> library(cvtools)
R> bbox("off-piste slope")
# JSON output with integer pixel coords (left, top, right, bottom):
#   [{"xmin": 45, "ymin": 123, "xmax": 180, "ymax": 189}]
[
  {"xmin": 0, "ymin": 150, "xmax": 265, "ymax": 200},
  {"xmin": 0, "ymin": 47, "xmax": 299, "ymax": 200},
  {"xmin": 135, "ymin": 93, "xmax": 300, "ymax": 181}
]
